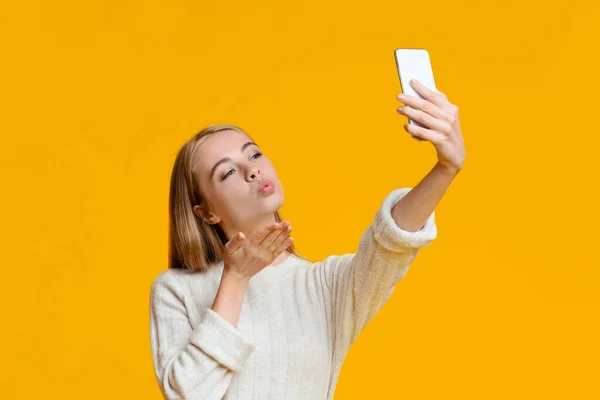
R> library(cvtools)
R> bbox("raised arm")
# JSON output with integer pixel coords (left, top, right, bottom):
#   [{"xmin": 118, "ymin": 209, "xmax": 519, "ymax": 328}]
[
  {"xmin": 321, "ymin": 187, "xmax": 438, "ymax": 355},
  {"xmin": 149, "ymin": 273, "xmax": 255, "ymax": 400}
]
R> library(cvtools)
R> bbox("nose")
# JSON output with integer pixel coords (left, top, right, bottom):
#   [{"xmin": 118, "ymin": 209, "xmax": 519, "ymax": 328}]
[{"xmin": 248, "ymin": 167, "xmax": 261, "ymax": 181}]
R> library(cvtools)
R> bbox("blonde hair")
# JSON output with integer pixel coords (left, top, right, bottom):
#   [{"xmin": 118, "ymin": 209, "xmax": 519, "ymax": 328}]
[{"xmin": 168, "ymin": 123, "xmax": 306, "ymax": 272}]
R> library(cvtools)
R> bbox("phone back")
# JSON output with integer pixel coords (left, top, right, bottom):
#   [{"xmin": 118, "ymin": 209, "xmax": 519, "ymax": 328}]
[{"xmin": 394, "ymin": 48, "xmax": 437, "ymax": 100}]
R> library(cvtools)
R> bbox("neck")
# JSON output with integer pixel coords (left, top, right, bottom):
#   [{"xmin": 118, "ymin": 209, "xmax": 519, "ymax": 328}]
[
  {"xmin": 221, "ymin": 212, "xmax": 280, "ymax": 244},
  {"xmin": 269, "ymin": 249, "xmax": 291, "ymax": 267},
  {"xmin": 221, "ymin": 213, "xmax": 290, "ymax": 267}
]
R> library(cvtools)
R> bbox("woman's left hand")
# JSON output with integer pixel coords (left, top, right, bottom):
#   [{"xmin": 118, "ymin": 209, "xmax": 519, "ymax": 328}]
[{"xmin": 397, "ymin": 79, "xmax": 465, "ymax": 171}]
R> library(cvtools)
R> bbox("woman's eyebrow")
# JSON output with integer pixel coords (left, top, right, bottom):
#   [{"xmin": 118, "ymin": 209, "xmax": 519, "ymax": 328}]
[{"xmin": 209, "ymin": 141, "xmax": 260, "ymax": 181}]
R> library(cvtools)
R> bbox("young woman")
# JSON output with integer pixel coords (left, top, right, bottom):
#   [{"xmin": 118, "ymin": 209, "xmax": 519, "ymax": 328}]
[{"xmin": 150, "ymin": 79, "xmax": 465, "ymax": 400}]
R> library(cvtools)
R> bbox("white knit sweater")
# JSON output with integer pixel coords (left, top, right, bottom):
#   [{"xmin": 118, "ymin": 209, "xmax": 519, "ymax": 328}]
[{"xmin": 149, "ymin": 187, "xmax": 437, "ymax": 400}]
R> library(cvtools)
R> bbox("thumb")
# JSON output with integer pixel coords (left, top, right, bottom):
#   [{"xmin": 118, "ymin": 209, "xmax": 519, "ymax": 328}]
[{"xmin": 225, "ymin": 232, "xmax": 245, "ymax": 255}]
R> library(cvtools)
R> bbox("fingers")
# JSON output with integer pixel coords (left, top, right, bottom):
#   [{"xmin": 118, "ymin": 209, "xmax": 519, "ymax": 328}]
[
  {"xmin": 410, "ymin": 79, "xmax": 447, "ymax": 107},
  {"xmin": 397, "ymin": 105, "xmax": 449, "ymax": 133},
  {"xmin": 229, "ymin": 221, "xmax": 292, "ymax": 258},
  {"xmin": 260, "ymin": 221, "xmax": 290, "ymax": 249},
  {"xmin": 266, "ymin": 223, "xmax": 292, "ymax": 253},
  {"xmin": 397, "ymin": 94, "xmax": 446, "ymax": 121},
  {"xmin": 272, "ymin": 236, "xmax": 294, "ymax": 257},
  {"xmin": 404, "ymin": 123, "xmax": 440, "ymax": 144},
  {"xmin": 225, "ymin": 232, "xmax": 245, "ymax": 255},
  {"xmin": 253, "ymin": 222, "xmax": 282, "ymax": 244}
]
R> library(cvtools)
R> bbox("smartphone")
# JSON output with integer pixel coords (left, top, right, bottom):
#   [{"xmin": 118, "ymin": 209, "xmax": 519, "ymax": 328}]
[{"xmin": 394, "ymin": 48, "xmax": 437, "ymax": 140}]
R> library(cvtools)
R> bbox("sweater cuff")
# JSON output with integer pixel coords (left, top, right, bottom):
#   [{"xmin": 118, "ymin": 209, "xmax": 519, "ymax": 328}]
[
  {"xmin": 372, "ymin": 187, "xmax": 437, "ymax": 253},
  {"xmin": 189, "ymin": 308, "xmax": 255, "ymax": 372}
]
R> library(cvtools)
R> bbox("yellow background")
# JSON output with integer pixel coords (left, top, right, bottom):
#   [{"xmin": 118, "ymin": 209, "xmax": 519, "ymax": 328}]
[{"xmin": 1, "ymin": 1, "xmax": 598, "ymax": 398}]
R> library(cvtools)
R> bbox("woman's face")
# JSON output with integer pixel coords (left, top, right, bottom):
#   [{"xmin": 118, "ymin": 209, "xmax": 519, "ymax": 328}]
[{"xmin": 193, "ymin": 129, "xmax": 284, "ymax": 233}]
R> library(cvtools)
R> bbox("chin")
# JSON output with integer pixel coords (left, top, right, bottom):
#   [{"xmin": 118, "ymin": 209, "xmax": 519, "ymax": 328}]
[
  {"xmin": 268, "ymin": 192, "xmax": 284, "ymax": 210},
  {"xmin": 259, "ymin": 191, "xmax": 284, "ymax": 214}
]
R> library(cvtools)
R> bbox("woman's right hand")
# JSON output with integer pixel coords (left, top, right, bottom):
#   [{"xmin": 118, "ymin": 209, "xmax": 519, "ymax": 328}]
[{"xmin": 222, "ymin": 221, "xmax": 293, "ymax": 282}]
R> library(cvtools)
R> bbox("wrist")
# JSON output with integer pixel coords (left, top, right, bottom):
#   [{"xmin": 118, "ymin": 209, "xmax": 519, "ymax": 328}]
[
  {"xmin": 436, "ymin": 160, "xmax": 462, "ymax": 177},
  {"xmin": 222, "ymin": 268, "xmax": 250, "ymax": 287}
]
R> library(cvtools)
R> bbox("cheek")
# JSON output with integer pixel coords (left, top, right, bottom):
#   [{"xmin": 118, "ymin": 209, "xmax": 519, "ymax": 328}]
[
  {"xmin": 219, "ymin": 183, "xmax": 243, "ymax": 198},
  {"xmin": 221, "ymin": 180, "xmax": 253, "ymax": 201},
  {"xmin": 263, "ymin": 160, "xmax": 279, "ymax": 177},
  {"xmin": 209, "ymin": 182, "xmax": 238, "ymax": 203},
  {"xmin": 211, "ymin": 190, "xmax": 241, "ymax": 218}
]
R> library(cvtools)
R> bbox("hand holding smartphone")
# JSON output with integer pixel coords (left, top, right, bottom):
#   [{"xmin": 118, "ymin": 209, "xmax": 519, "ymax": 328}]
[{"xmin": 394, "ymin": 48, "xmax": 437, "ymax": 141}]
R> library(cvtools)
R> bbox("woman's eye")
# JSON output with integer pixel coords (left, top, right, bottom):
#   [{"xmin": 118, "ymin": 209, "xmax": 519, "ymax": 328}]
[
  {"xmin": 222, "ymin": 170, "xmax": 234, "ymax": 180},
  {"xmin": 221, "ymin": 153, "xmax": 262, "ymax": 180}
]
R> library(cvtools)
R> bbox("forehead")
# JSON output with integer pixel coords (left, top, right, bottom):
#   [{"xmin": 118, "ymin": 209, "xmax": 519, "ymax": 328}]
[{"xmin": 194, "ymin": 129, "xmax": 251, "ymax": 168}]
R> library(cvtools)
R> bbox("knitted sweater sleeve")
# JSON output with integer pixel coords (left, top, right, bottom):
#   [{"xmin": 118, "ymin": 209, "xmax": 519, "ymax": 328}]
[
  {"xmin": 149, "ymin": 273, "xmax": 255, "ymax": 400},
  {"xmin": 322, "ymin": 187, "xmax": 438, "ymax": 354}
]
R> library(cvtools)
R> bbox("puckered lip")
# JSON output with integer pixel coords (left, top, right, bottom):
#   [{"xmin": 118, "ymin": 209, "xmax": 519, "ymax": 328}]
[{"xmin": 257, "ymin": 178, "xmax": 274, "ymax": 193}]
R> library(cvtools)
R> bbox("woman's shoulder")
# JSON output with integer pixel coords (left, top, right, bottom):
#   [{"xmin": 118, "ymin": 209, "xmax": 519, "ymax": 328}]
[
  {"xmin": 298, "ymin": 252, "xmax": 355, "ymax": 280},
  {"xmin": 150, "ymin": 263, "xmax": 223, "ymax": 295},
  {"xmin": 303, "ymin": 252, "xmax": 353, "ymax": 267}
]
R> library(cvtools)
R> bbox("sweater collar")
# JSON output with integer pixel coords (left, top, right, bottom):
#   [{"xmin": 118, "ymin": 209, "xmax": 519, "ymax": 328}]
[{"xmin": 253, "ymin": 253, "xmax": 303, "ymax": 282}]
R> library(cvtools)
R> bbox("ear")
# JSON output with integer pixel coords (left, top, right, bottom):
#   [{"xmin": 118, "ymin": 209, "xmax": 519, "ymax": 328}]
[{"xmin": 193, "ymin": 204, "xmax": 222, "ymax": 225}]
